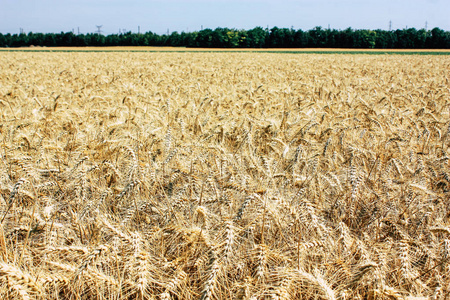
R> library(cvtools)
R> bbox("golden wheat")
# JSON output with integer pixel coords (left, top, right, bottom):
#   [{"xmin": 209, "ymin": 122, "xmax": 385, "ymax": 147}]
[{"xmin": 0, "ymin": 52, "xmax": 449, "ymax": 299}]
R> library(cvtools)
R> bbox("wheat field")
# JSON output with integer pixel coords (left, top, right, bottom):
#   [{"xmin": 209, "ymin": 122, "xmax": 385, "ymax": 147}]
[{"xmin": 0, "ymin": 52, "xmax": 449, "ymax": 299}]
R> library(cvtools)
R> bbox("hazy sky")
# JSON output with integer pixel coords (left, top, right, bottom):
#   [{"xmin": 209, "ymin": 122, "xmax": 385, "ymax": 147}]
[{"xmin": 1, "ymin": 0, "xmax": 448, "ymax": 35}]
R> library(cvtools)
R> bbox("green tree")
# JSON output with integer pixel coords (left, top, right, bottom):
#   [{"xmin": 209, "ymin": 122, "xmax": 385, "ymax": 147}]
[
  {"xmin": 268, "ymin": 27, "xmax": 294, "ymax": 47},
  {"xmin": 167, "ymin": 31, "xmax": 182, "ymax": 46},
  {"xmin": 61, "ymin": 32, "xmax": 75, "ymax": 46},
  {"xmin": 105, "ymin": 34, "xmax": 120, "ymax": 46},
  {"xmin": 353, "ymin": 30, "xmax": 376, "ymax": 48},
  {"xmin": 226, "ymin": 29, "xmax": 241, "ymax": 47},
  {"xmin": 429, "ymin": 27, "xmax": 448, "ymax": 48},
  {"xmin": 28, "ymin": 32, "xmax": 45, "ymax": 46},
  {"xmin": 44, "ymin": 33, "xmax": 56, "ymax": 47},
  {"xmin": 0, "ymin": 34, "xmax": 5, "ymax": 47},
  {"xmin": 89, "ymin": 33, "xmax": 105, "ymax": 46},
  {"xmin": 308, "ymin": 26, "xmax": 326, "ymax": 47},
  {"xmin": 246, "ymin": 27, "xmax": 267, "ymax": 48},
  {"xmin": 293, "ymin": 29, "xmax": 307, "ymax": 47},
  {"xmin": 183, "ymin": 31, "xmax": 197, "ymax": 47},
  {"xmin": 195, "ymin": 28, "xmax": 213, "ymax": 47}
]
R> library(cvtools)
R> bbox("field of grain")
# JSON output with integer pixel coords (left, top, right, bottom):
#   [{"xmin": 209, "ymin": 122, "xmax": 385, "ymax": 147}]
[
  {"xmin": 0, "ymin": 52, "xmax": 449, "ymax": 299},
  {"xmin": 3, "ymin": 47, "xmax": 450, "ymax": 56}
]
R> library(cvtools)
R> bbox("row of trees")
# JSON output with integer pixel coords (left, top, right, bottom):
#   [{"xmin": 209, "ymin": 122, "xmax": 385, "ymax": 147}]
[{"xmin": 1, "ymin": 26, "xmax": 449, "ymax": 48}]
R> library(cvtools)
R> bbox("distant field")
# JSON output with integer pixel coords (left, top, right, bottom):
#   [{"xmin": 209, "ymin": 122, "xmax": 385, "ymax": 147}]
[
  {"xmin": 1, "ymin": 46, "xmax": 450, "ymax": 54},
  {"xmin": 1, "ymin": 52, "xmax": 450, "ymax": 299}
]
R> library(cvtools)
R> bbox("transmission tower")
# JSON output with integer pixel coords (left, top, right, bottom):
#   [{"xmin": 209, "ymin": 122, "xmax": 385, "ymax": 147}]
[
  {"xmin": 96, "ymin": 25, "xmax": 103, "ymax": 35},
  {"xmin": 389, "ymin": 20, "xmax": 392, "ymax": 31}
]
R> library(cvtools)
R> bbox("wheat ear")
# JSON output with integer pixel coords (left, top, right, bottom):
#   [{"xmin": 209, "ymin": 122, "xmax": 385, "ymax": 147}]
[{"xmin": 0, "ymin": 262, "xmax": 41, "ymax": 300}]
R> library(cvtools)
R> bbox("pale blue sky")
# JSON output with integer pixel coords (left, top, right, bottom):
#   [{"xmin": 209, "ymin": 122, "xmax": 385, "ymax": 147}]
[{"xmin": 1, "ymin": 0, "xmax": 448, "ymax": 35}]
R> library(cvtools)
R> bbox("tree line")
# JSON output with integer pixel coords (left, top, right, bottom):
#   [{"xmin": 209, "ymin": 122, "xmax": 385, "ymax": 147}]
[{"xmin": 1, "ymin": 26, "xmax": 449, "ymax": 48}]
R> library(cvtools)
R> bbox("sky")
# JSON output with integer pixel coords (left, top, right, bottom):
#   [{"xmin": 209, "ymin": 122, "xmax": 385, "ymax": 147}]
[{"xmin": 1, "ymin": 0, "xmax": 449, "ymax": 35}]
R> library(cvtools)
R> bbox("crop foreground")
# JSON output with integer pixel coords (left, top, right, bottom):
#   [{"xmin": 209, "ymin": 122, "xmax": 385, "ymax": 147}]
[{"xmin": 0, "ymin": 52, "xmax": 449, "ymax": 299}]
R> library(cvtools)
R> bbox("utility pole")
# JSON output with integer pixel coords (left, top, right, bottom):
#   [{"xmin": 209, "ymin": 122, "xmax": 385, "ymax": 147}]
[
  {"xmin": 389, "ymin": 20, "xmax": 392, "ymax": 31},
  {"xmin": 96, "ymin": 25, "xmax": 103, "ymax": 35},
  {"xmin": 138, "ymin": 26, "xmax": 140, "ymax": 34}
]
